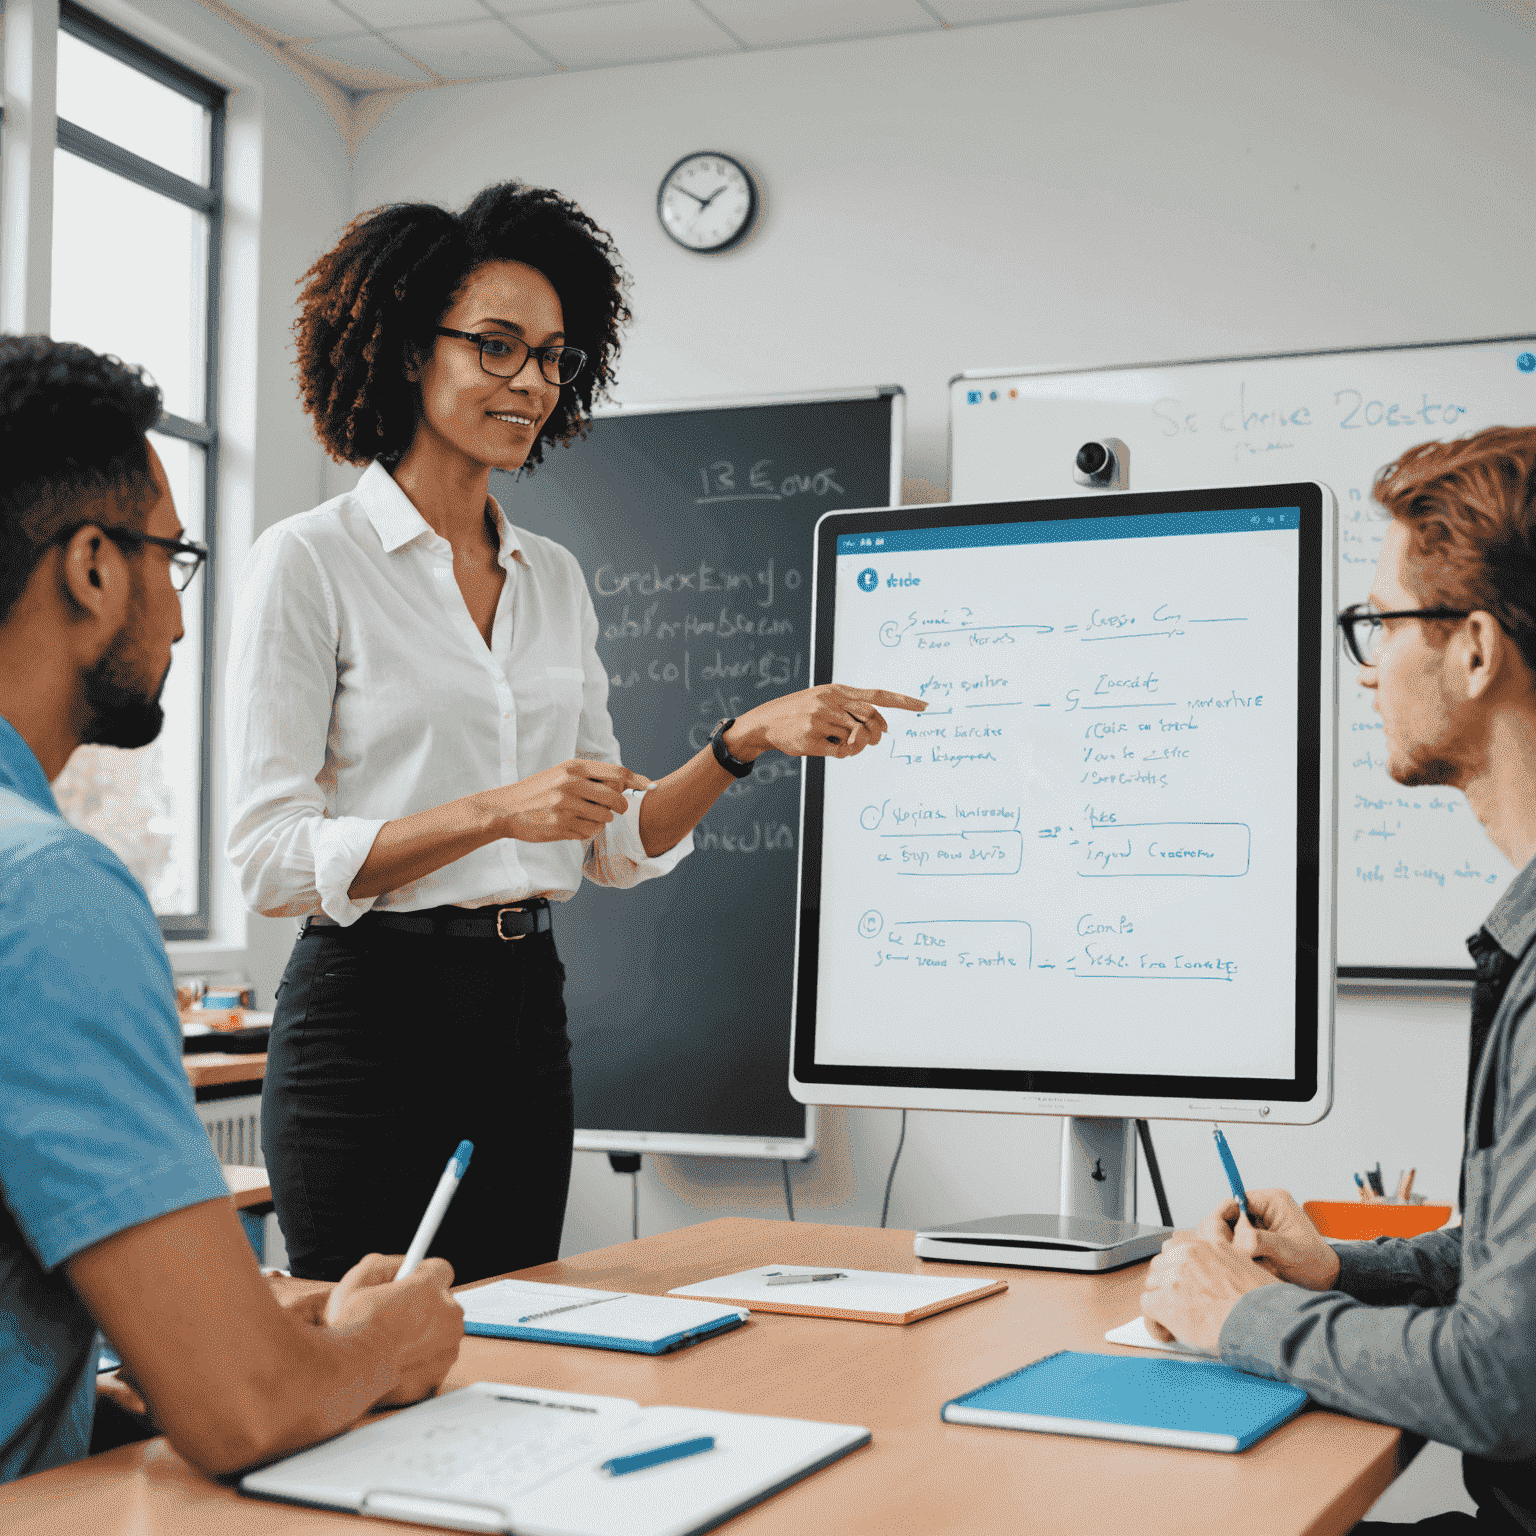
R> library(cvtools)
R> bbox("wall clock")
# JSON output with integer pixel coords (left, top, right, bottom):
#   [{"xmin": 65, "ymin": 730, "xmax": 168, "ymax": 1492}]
[{"xmin": 657, "ymin": 151, "xmax": 758, "ymax": 253}]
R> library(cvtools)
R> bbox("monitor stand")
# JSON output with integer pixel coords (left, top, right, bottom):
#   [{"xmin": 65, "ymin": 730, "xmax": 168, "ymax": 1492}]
[{"xmin": 913, "ymin": 1117, "xmax": 1171, "ymax": 1272}]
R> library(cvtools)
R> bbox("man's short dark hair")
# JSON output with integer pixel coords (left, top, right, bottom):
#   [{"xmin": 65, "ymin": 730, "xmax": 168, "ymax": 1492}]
[{"xmin": 0, "ymin": 335, "xmax": 163, "ymax": 626}]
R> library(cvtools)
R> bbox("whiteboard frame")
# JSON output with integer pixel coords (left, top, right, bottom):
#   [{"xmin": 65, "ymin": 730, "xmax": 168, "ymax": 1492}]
[
  {"xmin": 566, "ymin": 385, "xmax": 904, "ymax": 1162},
  {"xmin": 788, "ymin": 484, "xmax": 1337, "ymax": 1128},
  {"xmin": 950, "ymin": 333, "xmax": 1536, "ymax": 390},
  {"xmin": 951, "ymin": 335, "xmax": 1536, "ymax": 981}
]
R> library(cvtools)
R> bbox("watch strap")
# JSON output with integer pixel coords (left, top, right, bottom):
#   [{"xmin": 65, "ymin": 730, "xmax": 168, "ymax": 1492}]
[{"xmin": 709, "ymin": 717, "xmax": 754, "ymax": 779}]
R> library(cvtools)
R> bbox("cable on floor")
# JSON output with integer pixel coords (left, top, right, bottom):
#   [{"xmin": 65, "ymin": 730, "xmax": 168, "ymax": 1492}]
[{"xmin": 880, "ymin": 1109, "xmax": 907, "ymax": 1228}]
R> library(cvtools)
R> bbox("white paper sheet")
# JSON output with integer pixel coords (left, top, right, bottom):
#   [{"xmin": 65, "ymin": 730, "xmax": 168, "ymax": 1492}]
[
  {"xmin": 1104, "ymin": 1315, "xmax": 1217, "ymax": 1357},
  {"xmin": 668, "ymin": 1265, "xmax": 1001, "ymax": 1318}
]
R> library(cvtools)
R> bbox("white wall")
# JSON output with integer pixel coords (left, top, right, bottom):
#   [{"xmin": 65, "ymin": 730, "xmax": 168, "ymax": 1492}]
[{"xmin": 345, "ymin": 0, "xmax": 1532, "ymax": 1259}]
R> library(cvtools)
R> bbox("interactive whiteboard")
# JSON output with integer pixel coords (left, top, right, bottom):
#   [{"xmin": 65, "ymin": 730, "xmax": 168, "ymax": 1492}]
[
  {"xmin": 791, "ymin": 485, "xmax": 1333, "ymax": 1127},
  {"xmin": 949, "ymin": 335, "xmax": 1536, "ymax": 977}
]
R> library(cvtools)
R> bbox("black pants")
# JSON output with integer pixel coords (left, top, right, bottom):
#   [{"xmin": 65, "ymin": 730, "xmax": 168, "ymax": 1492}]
[{"xmin": 262, "ymin": 919, "xmax": 575, "ymax": 1285}]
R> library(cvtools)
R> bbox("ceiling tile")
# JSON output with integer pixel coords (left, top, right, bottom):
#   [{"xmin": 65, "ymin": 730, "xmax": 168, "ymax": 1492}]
[
  {"xmin": 294, "ymin": 30, "xmax": 433, "ymax": 86},
  {"xmin": 383, "ymin": 16, "xmax": 553, "ymax": 76},
  {"xmin": 927, "ymin": 0, "xmax": 1169, "ymax": 22},
  {"xmin": 513, "ymin": 0, "xmax": 740, "ymax": 70},
  {"xmin": 338, "ymin": 0, "xmax": 488, "ymax": 26},
  {"xmin": 220, "ymin": 0, "xmax": 359, "ymax": 38},
  {"xmin": 484, "ymin": 0, "xmax": 635, "ymax": 15},
  {"xmin": 702, "ymin": 0, "xmax": 939, "ymax": 48}
]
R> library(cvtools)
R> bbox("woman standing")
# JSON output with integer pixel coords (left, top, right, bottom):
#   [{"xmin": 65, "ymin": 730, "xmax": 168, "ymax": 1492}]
[{"xmin": 227, "ymin": 183, "xmax": 919, "ymax": 1284}]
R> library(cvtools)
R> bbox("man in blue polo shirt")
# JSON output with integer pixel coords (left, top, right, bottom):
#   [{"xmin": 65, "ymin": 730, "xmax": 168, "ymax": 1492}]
[{"xmin": 0, "ymin": 336, "xmax": 463, "ymax": 1484}]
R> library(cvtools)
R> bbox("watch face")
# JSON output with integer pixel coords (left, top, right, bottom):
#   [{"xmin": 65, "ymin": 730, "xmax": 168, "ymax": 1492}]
[{"xmin": 657, "ymin": 152, "xmax": 757, "ymax": 253}]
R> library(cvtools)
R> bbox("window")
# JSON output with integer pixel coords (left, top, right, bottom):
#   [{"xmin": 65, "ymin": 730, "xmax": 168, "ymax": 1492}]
[{"xmin": 48, "ymin": 3, "xmax": 224, "ymax": 939}]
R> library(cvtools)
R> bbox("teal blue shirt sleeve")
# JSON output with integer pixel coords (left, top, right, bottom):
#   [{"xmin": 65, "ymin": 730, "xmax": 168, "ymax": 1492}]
[{"xmin": 0, "ymin": 833, "xmax": 229, "ymax": 1271}]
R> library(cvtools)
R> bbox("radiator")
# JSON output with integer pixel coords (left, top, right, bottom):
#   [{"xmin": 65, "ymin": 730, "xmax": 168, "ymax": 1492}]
[{"xmin": 195, "ymin": 1093, "xmax": 263, "ymax": 1167}]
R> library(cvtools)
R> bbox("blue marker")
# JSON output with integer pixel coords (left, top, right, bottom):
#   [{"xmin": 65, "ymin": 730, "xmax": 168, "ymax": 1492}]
[
  {"xmin": 1213, "ymin": 1126, "xmax": 1260, "ymax": 1228},
  {"xmin": 600, "ymin": 1435, "xmax": 716, "ymax": 1478},
  {"xmin": 396, "ymin": 1139, "xmax": 473, "ymax": 1281}
]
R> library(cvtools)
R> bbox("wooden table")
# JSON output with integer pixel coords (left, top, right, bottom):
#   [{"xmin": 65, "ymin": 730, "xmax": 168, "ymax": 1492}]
[
  {"xmin": 184, "ymin": 1051, "xmax": 266, "ymax": 1093},
  {"xmin": 222, "ymin": 1164, "xmax": 272, "ymax": 1210},
  {"xmin": 0, "ymin": 1218, "xmax": 1402, "ymax": 1536}
]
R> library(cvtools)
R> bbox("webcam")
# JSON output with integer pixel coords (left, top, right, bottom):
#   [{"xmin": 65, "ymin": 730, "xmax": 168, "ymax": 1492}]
[{"xmin": 1073, "ymin": 437, "xmax": 1129, "ymax": 490}]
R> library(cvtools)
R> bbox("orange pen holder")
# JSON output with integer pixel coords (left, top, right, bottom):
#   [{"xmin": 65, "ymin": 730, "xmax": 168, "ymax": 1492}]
[{"xmin": 1303, "ymin": 1201, "xmax": 1453, "ymax": 1240}]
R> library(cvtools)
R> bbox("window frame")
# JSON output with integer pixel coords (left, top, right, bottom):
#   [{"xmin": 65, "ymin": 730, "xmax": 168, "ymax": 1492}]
[{"xmin": 56, "ymin": 1, "xmax": 226, "ymax": 939}]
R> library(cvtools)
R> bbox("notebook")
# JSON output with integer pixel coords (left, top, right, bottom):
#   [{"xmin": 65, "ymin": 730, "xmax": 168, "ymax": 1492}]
[
  {"xmin": 456, "ymin": 1279, "xmax": 747, "ymax": 1354},
  {"xmin": 240, "ymin": 1380, "xmax": 870, "ymax": 1536},
  {"xmin": 668, "ymin": 1265, "xmax": 1006, "ymax": 1325},
  {"xmin": 942, "ymin": 1350, "xmax": 1308, "ymax": 1452},
  {"xmin": 1104, "ymin": 1315, "xmax": 1217, "ymax": 1358}
]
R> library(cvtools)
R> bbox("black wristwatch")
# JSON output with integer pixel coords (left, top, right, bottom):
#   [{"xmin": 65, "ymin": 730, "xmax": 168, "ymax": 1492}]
[{"xmin": 707, "ymin": 717, "xmax": 755, "ymax": 779}]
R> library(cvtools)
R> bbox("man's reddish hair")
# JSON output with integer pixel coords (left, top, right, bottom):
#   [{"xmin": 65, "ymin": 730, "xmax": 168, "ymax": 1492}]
[{"xmin": 1373, "ymin": 425, "xmax": 1536, "ymax": 676}]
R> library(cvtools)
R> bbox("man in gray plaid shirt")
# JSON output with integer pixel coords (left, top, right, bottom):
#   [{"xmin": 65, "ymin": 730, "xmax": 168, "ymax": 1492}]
[{"xmin": 1140, "ymin": 425, "xmax": 1536, "ymax": 1535}]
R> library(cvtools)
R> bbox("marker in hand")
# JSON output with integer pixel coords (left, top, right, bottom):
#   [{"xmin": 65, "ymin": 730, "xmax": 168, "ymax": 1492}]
[{"xmin": 396, "ymin": 1139, "xmax": 473, "ymax": 1282}]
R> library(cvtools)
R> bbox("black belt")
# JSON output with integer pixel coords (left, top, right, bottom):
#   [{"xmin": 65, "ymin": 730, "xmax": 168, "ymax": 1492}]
[{"xmin": 307, "ymin": 899, "xmax": 552, "ymax": 941}]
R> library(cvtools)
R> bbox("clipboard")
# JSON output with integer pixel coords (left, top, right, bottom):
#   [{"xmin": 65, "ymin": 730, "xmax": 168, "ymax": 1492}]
[{"xmin": 240, "ymin": 1381, "xmax": 870, "ymax": 1535}]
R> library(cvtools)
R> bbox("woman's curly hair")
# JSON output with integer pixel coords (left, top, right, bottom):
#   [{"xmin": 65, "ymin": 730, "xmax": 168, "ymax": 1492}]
[{"xmin": 294, "ymin": 182, "xmax": 631, "ymax": 470}]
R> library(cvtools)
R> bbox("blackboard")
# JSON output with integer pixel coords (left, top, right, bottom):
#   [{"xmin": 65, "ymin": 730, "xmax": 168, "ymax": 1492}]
[
  {"xmin": 490, "ymin": 387, "xmax": 903, "ymax": 1156},
  {"xmin": 948, "ymin": 337, "xmax": 1536, "ymax": 978}
]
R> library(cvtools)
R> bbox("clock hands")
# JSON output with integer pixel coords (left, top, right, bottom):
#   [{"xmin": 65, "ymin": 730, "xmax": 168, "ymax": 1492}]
[{"xmin": 671, "ymin": 182, "xmax": 729, "ymax": 215}]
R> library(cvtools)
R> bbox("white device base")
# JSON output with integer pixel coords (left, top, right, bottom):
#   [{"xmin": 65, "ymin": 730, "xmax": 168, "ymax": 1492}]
[{"xmin": 913, "ymin": 1214, "xmax": 1170, "ymax": 1272}]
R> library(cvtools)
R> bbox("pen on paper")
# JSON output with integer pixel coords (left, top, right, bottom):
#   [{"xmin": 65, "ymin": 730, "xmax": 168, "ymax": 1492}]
[
  {"xmin": 396, "ymin": 1139, "xmax": 472, "ymax": 1282},
  {"xmin": 600, "ymin": 1436, "xmax": 717, "ymax": 1478},
  {"xmin": 763, "ymin": 1271, "xmax": 846, "ymax": 1287},
  {"xmin": 517, "ymin": 1295, "xmax": 624, "ymax": 1325}
]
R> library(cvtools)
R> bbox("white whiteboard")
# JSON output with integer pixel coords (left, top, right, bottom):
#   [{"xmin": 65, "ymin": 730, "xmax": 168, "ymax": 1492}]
[{"xmin": 949, "ymin": 336, "xmax": 1536, "ymax": 976}]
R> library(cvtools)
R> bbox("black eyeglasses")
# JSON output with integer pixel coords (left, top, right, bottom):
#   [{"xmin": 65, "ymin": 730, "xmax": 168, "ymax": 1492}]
[
  {"xmin": 57, "ymin": 524, "xmax": 209, "ymax": 591},
  {"xmin": 1336, "ymin": 602, "xmax": 1469, "ymax": 667},
  {"xmin": 435, "ymin": 327, "xmax": 588, "ymax": 386}
]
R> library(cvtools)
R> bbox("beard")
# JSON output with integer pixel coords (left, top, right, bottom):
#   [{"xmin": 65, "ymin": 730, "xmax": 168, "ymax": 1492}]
[
  {"xmin": 80, "ymin": 610, "xmax": 169, "ymax": 752},
  {"xmin": 1391, "ymin": 752, "xmax": 1459, "ymax": 788},
  {"xmin": 1387, "ymin": 727, "xmax": 1460, "ymax": 788}
]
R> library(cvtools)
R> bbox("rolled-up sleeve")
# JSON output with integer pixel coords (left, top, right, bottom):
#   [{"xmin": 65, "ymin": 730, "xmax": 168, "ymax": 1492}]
[
  {"xmin": 1218, "ymin": 1001, "xmax": 1536, "ymax": 1461},
  {"xmin": 224, "ymin": 525, "xmax": 385, "ymax": 924},
  {"xmin": 569, "ymin": 560, "xmax": 691, "ymax": 890}
]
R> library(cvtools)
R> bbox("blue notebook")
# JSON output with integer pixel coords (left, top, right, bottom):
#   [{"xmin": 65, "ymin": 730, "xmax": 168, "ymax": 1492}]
[
  {"xmin": 456, "ymin": 1278, "xmax": 749, "ymax": 1355},
  {"xmin": 942, "ymin": 1350, "xmax": 1308, "ymax": 1453}
]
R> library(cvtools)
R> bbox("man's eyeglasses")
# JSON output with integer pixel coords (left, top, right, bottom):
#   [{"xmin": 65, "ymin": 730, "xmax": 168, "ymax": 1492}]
[
  {"xmin": 435, "ymin": 327, "xmax": 588, "ymax": 386},
  {"xmin": 57, "ymin": 525, "xmax": 209, "ymax": 591},
  {"xmin": 1336, "ymin": 602, "xmax": 1470, "ymax": 667}
]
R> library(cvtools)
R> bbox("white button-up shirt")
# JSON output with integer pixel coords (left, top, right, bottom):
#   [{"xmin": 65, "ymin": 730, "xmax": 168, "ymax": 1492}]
[{"xmin": 225, "ymin": 461, "xmax": 690, "ymax": 924}]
